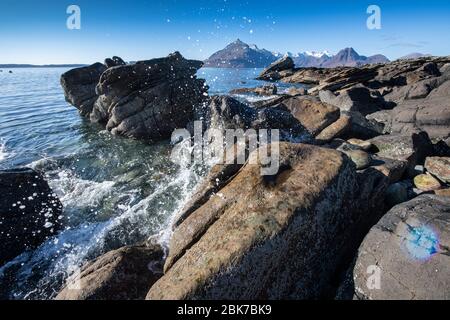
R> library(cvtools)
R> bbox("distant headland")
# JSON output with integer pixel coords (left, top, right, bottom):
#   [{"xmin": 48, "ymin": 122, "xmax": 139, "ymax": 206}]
[{"xmin": 0, "ymin": 64, "xmax": 87, "ymax": 69}]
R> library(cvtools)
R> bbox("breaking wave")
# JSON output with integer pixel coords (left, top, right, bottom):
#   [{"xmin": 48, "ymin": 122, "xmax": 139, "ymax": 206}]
[
  {"xmin": 0, "ymin": 146, "xmax": 208, "ymax": 299},
  {"xmin": 0, "ymin": 142, "xmax": 6, "ymax": 161}
]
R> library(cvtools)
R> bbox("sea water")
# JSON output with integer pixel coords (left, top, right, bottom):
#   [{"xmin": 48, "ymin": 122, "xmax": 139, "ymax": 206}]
[{"xmin": 0, "ymin": 67, "xmax": 304, "ymax": 299}]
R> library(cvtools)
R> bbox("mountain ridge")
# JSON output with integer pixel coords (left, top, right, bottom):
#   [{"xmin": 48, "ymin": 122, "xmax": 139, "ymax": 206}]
[{"xmin": 204, "ymin": 40, "xmax": 390, "ymax": 68}]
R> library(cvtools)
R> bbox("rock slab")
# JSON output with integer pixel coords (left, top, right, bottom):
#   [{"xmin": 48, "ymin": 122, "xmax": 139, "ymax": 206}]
[{"xmin": 353, "ymin": 194, "xmax": 450, "ymax": 300}]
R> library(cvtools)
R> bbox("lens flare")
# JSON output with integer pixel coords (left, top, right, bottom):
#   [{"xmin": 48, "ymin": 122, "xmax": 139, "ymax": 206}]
[{"xmin": 404, "ymin": 225, "xmax": 439, "ymax": 260}]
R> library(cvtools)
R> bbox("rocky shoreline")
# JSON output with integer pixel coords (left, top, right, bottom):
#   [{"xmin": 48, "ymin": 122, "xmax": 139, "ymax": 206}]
[{"xmin": 1, "ymin": 53, "xmax": 449, "ymax": 300}]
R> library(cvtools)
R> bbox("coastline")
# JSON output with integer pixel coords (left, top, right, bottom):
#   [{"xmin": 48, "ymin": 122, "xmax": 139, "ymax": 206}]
[{"xmin": 1, "ymin": 53, "xmax": 449, "ymax": 300}]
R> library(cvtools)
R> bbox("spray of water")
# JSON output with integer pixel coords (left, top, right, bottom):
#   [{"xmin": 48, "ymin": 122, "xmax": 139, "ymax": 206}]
[{"xmin": 0, "ymin": 139, "xmax": 212, "ymax": 299}]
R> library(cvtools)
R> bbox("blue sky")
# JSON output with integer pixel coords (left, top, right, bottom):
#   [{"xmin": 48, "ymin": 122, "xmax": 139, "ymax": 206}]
[{"xmin": 0, "ymin": 0, "xmax": 449, "ymax": 64}]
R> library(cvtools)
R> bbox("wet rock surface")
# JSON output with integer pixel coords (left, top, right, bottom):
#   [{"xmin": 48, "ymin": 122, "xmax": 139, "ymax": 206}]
[
  {"xmin": 202, "ymin": 95, "xmax": 312, "ymax": 142},
  {"xmin": 0, "ymin": 168, "xmax": 63, "ymax": 267},
  {"xmin": 60, "ymin": 62, "xmax": 107, "ymax": 116},
  {"xmin": 55, "ymin": 243, "xmax": 164, "ymax": 300},
  {"xmin": 61, "ymin": 52, "xmax": 208, "ymax": 141},
  {"xmin": 147, "ymin": 143, "xmax": 389, "ymax": 300}
]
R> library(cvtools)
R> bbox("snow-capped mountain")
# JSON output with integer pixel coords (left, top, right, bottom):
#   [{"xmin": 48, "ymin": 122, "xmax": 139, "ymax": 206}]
[
  {"xmin": 203, "ymin": 39, "xmax": 278, "ymax": 68},
  {"xmin": 204, "ymin": 40, "xmax": 390, "ymax": 68},
  {"xmin": 303, "ymin": 51, "xmax": 332, "ymax": 58}
]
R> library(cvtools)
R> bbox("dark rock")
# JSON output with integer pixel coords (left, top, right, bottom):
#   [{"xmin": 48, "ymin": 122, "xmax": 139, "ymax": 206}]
[
  {"xmin": 257, "ymin": 56, "xmax": 295, "ymax": 81},
  {"xmin": 206, "ymin": 95, "xmax": 256, "ymax": 130},
  {"xmin": 250, "ymin": 95, "xmax": 289, "ymax": 109},
  {"xmin": 0, "ymin": 168, "xmax": 63, "ymax": 266},
  {"xmin": 319, "ymin": 86, "xmax": 386, "ymax": 116},
  {"xmin": 204, "ymin": 96, "xmax": 311, "ymax": 142},
  {"xmin": 252, "ymin": 106, "xmax": 311, "ymax": 141},
  {"xmin": 55, "ymin": 244, "xmax": 164, "ymax": 300},
  {"xmin": 62, "ymin": 52, "xmax": 208, "ymax": 141},
  {"xmin": 104, "ymin": 56, "xmax": 126, "ymax": 68},
  {"xmin": 369, "ymin": 156, "xmax": 407, "ymax": 183},
  {"xmin": 344, "ymin": 111, "xmax": 385, "ymax": 139},
  {"xmin": 309, "ymin": 65, "xmax": 380, "ymax": 94},
  {"xmin": 60, "ymin": 62, "xmax": 107, "ymax": 116},
  {"xmin": 281, "ymin": 67, "xmax": 333, "ymax": 85},
  {"xmin": 340, "ymin": 149, "xmax": 372, "ymax": 170},
  {"xmin": 433, "ymin": 140, "xmax": 450, "ymax": 157},
  {"xmin": 353, "ymin": 194, "xmax": 450, "ymax": 300},
  {"xmin": 369, "ymin": 132, "xmax": 434, "ymax": 176},
  {"xmin": 385, "ymin": 182, "xmax": 409, "ymax": 207}
]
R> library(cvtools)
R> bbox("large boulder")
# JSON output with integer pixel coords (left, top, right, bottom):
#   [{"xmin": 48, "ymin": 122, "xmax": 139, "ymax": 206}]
[
  {"xmin": 257, "ymin": 56, "xmax": 294, "ymax": 81},
  {"xmin": 386, "ymin": 83, "xmax": 450, "ymax": 141},
  {"xmin": 319, "ymin": 86, "xmax": 385, "ymax": 116},
  {"xmin": 353, "ymin": 194, "xmax": 450, "ymax": 300},
  {"xmin": 315, "ymin": 114, "xmax": 352, "ymax": 143},
  {"xmin": 0, "ymin": 168, "xmax": 63, "ymax": 266},
  {"xmin": 369, "ymin": 132, "xmax": 434, "ymax": 176},
  {"xmin": 277, "ymin": 96, "xmax": 340, "ymax": 136},
  {"xmin": 56, "ymin": 244, "xmax": 164, "ymax": 300},
  {"xmin": 203, "ymin": 96, "xmax": 312, "ymax": 142},
  {"xmin": 365, "ymin": 64, "xmax": 450, "ymax": 141},
  {"xmin": 205, "ymin": 95, "xmax": 256, "ymax": 130},
  {"xmin": 60, "ymin": 62, "xmax": 107, "ymax": 116},
  {"xmin": 146, "ymin": 143, "xmax": 386, "ymax": 300},
  {"xmin": 104, "ymin": 56, "xmax": 126, "ymax": 68},
  {"xmin": 61, "ymin": 52, "xmax": 208, "ymax": 142}
]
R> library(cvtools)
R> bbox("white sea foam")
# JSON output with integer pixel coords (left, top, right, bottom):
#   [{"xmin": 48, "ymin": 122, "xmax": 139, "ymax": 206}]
[
  {"xmin": 1, "ymin": 150, "xmax": 209, "ymax": 299},
  {"xmin": 231, "ymin": 93, "xmax": 279, "ymax": 103},
  {"xmin": 28, "ymin": 156, "xmax": 55, "ymax": 171},
  {"xmin": 50, "ymin": 170, "xmax": 115, "ymax": 208},
  {"xmin": 0, "ymin": 143, "xmax": 5, "ymax": 161},
  {"xmin": 0, "ymin": 141, "xmax": 9, "ymax": 162}
]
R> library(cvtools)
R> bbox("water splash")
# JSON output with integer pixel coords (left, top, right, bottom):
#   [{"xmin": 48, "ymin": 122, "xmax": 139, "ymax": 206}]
[
  {"xmin": 0, "ymin": 142, "xmax": 6, "ymax": 161},
  {"xmin": 0, "ymin": 67, "xmax": 266, "ymax": 299},
  {"xmin": 231, "ymin": 93, "xmax": 279, "ymax": 103},
  {"xmin": 0, "ymin": 141, "xmax": 209, "ymax": 299}
]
